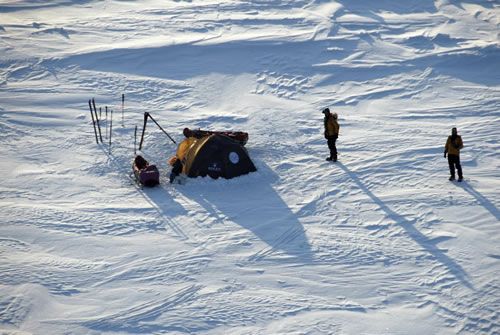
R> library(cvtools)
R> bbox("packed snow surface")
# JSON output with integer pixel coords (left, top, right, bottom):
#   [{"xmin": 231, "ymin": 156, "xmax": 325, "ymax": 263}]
[{"xmin": 1, "ymin": 1, "xmax": 499, "ymax": 334}]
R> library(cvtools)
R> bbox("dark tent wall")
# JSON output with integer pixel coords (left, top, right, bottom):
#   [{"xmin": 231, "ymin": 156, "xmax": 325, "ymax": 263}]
[{"xmin": 183, "ymin": 134, "xmax": 256, "ymax": 179}]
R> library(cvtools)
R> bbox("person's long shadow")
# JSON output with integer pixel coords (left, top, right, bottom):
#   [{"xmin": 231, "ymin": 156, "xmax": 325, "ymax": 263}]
[
  {"xmin": 457, "ymin": 182, "xmax": 499, "ymax": 221},
  {"xmin": 177, "ymin": 164, "xmax": 313, "ymax": 264},
  {"xmin": 337, "ymin": 162, "xmax": 474, "ymax": 290}
]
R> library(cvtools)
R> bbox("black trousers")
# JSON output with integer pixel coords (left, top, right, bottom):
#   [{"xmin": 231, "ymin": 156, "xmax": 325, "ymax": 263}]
[
  {"xmin": 448, "ymin": 154, "xmax": 463, "ymax": 179},
  {"xmin": 172, "ymin": 159, "xmax": 183, "ymax": 175},
  {"xmin": 327, "ymin": 136, "xmax": 337, "ymax": 160}
]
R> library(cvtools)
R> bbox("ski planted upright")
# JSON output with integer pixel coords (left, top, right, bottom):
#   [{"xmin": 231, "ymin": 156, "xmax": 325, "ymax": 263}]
[
  {"xmin": 88, "ymin": 99, "xmax": 99, "ymax": 144},
  {"xmin": 92, "ymin": 98, "xmax": 103, "ymax": 143}
]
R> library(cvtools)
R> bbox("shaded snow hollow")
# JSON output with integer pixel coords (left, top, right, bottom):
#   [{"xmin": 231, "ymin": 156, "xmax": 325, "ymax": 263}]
[{"xmin": 0, "ymin": 1, "xmax": 499, "ymax": 334}]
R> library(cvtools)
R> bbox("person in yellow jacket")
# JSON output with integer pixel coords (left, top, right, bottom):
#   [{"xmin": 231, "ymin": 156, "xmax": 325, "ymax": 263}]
[
  {"xmin": 444, "ymin": 127, "xmax": 464, "ymax": 181},
  {"xmin": 169, "ymin": 128, "xmax": 196, "ymax": 183},
  {"xmin": 322, "ymin": 108, "xmax": 339, "ymax": 161}
]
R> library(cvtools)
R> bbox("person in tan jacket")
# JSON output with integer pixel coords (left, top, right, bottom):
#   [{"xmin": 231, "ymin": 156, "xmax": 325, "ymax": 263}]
[
  {"xmin": 444, "ymin": 127, "xmax": 464, "ymax": 181},
  {"xmin": 323, "ymin": 108, "xmax": 339, "ymax": 161}
]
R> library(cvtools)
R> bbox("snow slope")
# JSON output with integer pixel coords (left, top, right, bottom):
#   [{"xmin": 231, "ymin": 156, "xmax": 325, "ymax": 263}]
[{"xmin": 0, "ymin": 1, "xmax": 499, "ymax": 334}]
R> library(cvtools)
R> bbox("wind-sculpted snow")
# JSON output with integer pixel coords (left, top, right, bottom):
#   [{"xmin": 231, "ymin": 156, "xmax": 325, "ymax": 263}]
[{"xmin": 0, "ymin": 1, "xmax": 499, "ymax": 334}]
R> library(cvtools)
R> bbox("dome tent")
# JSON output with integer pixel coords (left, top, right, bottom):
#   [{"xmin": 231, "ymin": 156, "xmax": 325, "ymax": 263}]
[
  {"xmin": 137, "ymin": 112, "xmax": 256, "ymax": 180},
  {"xmin": 182, "ymin": 134, "xmax": 256, "ymax": 179}
]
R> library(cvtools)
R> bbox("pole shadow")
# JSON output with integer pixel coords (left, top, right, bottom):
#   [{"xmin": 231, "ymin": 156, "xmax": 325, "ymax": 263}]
[
  {"xmin": 177, "ymin": 164, "xmax": 313, "ymax": 264},
  {"xmin": 138, "ymin": 184, "xmax": 190, "ymax": 240},
  {"xmin": 457, "ymin": 182, "xmax": 499, "ymax": 221},
  {"xmin": 337, "ymin": 162, "xmax": 474, "ymax": 290},
  {"xmin": 102, "ymin": 147, "xmax": 189, "ymax": 239}
]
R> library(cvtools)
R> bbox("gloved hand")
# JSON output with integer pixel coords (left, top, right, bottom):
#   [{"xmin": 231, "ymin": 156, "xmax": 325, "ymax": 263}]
[{"xmin": 444, "ymin": 152, "xmax": 447, "ymax": 158}]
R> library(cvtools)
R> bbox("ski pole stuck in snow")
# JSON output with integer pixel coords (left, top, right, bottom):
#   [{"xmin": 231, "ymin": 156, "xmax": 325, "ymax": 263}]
[
  {"xmin": 109, "ymin": 109, "xmax": 113, "ymax": 153},
  {"xmin": 92, "ymin": 98, "xmax": 103, "ymax": 143},
  {"xmin": 134, "ymin": 125, "xmax": 137, "ymax": 156},
  {"xmin": 121, "ymin": 93, "xmax": 125, "ymax": 128},
  {"xmin": 105, "ymin": 106, "xmax": 108, "ymax": 139}
]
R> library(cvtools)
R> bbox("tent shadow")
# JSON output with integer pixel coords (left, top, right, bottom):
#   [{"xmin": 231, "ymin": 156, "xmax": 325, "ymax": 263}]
[
  {"xmin": 337, "ymin": 162, "xmax": 474, "ymax": 290},
  {"xmin": 177, "ymin": 166, "xmax": 313, "ymax": 264},
  {"xmin": 457, "ymin": 182, "xmax": 499, "ymax": 221}
]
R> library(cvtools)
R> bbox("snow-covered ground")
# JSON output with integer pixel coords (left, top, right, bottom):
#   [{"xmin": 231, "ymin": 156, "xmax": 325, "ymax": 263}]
[{"xmin": 1, "ymin": 1, "xmax": 499, "ymax": 334}]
